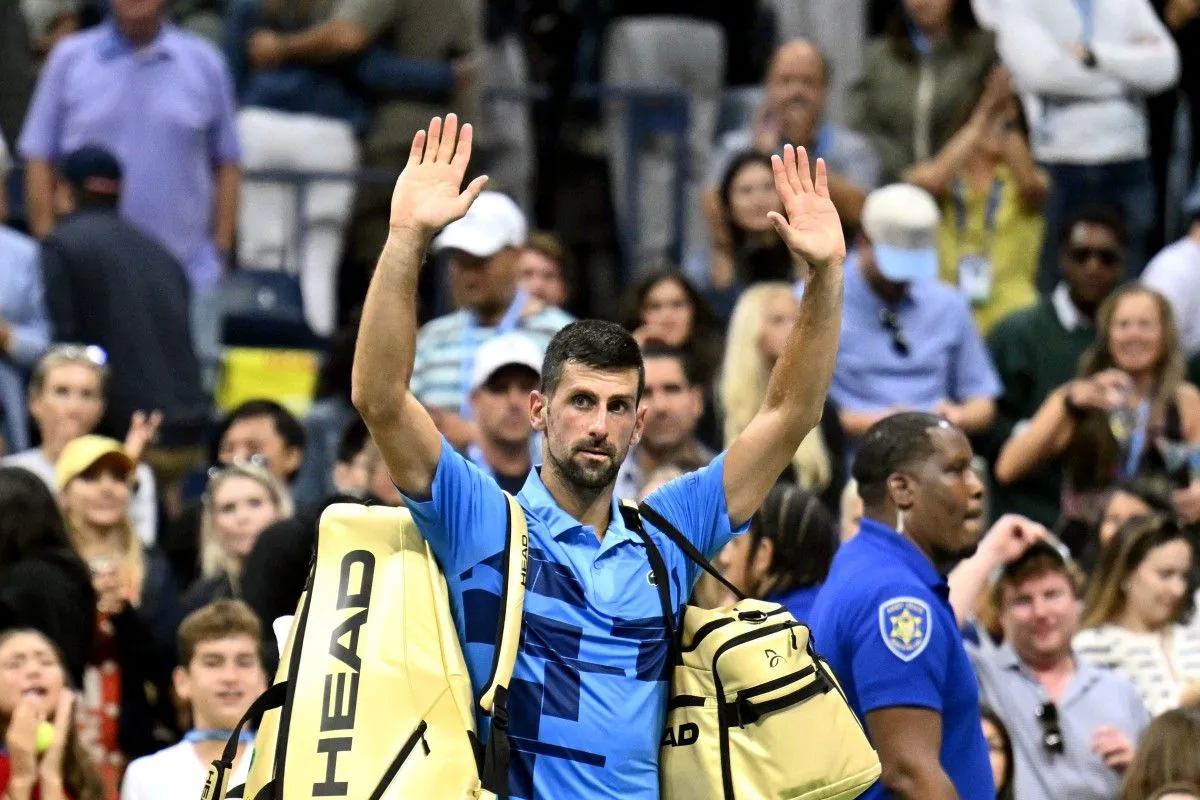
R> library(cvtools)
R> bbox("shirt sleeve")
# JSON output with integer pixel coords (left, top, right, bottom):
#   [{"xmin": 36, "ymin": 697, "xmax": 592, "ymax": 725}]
[
  {"xmin": 17, "ymin": 40, "xmax": 73, "ymax": 161},
  {"xmin": 399, "ymin": 436, "xmax": 509, "ymax": 574},
  {"xmin": 640, "ymin": 451, "xmax": 750, "ymax": 560},
  {"xmin": 205, "ymin": 47, "xmax": 242, "ymax": 165},
  {"xmin": 949, "ymin": 298, "xmax": 1002, "ymax": 401},
  {"xmin": 847, "ymin": 583, "xmax": 951, "ymax": 715},
  {"xmin": 6, "ymin": 246, "xmax": 50, "ymax": 367}
]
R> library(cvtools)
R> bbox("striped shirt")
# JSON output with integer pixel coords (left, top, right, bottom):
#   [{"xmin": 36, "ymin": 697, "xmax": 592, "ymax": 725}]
[
  {"xmin": 410, "ymin": 306, "xmax": 574, "ymax": 411},
  {"xmin": 1073, "ymin": 623, "xmax": 1200, "ymax": 717}
]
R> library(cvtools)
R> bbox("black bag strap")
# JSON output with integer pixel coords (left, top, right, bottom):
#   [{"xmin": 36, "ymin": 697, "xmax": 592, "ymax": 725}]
[
  {"xmin": 206, "ymin": 681, "xmax": 289, "ymax": 799},
  {"xmin": 618, "ymin": 500, "xmax": 677, "ymax": 678},
  {"xmin": 637, "ymin": 501, "xmax": 746, "ymax": 602}
]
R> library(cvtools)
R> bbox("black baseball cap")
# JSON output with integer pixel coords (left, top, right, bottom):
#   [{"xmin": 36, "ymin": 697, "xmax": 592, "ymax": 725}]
[{"xmin": 60, "ymin": 145, "xmax": 122, "ymax": 195}]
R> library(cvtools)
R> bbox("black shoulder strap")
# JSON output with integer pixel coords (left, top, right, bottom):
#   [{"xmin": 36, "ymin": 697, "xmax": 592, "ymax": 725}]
[
  {"xmin": 637, "ymin": 501, "xmax": 746, "ymax": 602},
  {"xmin": 618, "ymin": 500, "xmax": 677, "ymax": 679}
]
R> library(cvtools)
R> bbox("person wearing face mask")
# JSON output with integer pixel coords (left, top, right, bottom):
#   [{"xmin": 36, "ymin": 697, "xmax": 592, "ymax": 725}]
[
  {"xmin": 1075, "ymin": 514, "xmax": 1200, "ymax": 716},
  {"xmin": 0, "ymin": 629, "xmax": 103, "ymax": 800},
  {"xmin": 965, "ymin": 542, "xmax": 1149, "ymax": 800},
  {"xmin": 830, "ymin": 184, "xmax": 1001, "ymax": 446},
  {"xmin": 808, "ymin": 412, "xmax": 1032, "ymax": 799},
  {"xmin": 119, "ymin": 601, "xmax": 269, "ymax": 800},
  {"xmin": 179, "ymin": 464, "xmax": 292, "ymax": 617}
]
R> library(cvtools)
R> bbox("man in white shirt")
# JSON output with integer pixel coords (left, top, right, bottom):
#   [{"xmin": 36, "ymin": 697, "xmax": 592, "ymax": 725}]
[
  {"xmin": 995, "ymin": 0, "xmax": 1180, "ymax": 290},
  {"xmin": 1143, "ymin": 172, "xmax": 1200, "ymax": 356},
  {"xmin": 121, "ymin": 600, "xmax": 268, "ymax": 800}
]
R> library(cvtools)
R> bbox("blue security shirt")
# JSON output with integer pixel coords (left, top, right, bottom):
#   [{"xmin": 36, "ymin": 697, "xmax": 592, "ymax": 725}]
[
  {"xmin": 808, "ymin": 518, "xmax": 994, "ymax": 800},
  {"xmin": 402, "ymin": 437, "xmax": 747, "ymax": 799}
]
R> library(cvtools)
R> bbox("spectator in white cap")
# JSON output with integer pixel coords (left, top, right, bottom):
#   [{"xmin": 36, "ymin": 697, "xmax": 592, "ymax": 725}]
[
  {"xmin": 1143, "ymin": 171, "xmax": 1200, "ymax": 358},
  {"xmin": 830, "ymin": 183, "xmax": 1001, "ymax": 445},
  {"xmin": 411, "ymin": 191, "xmax": 573, "ymax": 452},
  {"xmin": 463, "ymin": 331, "xmax": 544, "ymax": 493}
]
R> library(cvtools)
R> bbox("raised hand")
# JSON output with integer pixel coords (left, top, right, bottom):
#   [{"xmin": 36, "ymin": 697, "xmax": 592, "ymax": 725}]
[
  {"xmin": 389, "ymin": 114, "xmax": 489, "ymax": 237},
  {"xmin": 124, "ymin": 409, "xmax": 162, "ymax": 465},
  {"xmin": 767, "ymin": 145, "xmax": 846, "ymax": 271}
]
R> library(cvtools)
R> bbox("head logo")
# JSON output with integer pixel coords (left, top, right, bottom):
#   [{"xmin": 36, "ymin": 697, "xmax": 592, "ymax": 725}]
[
  {"xmin": 646, "ymin": 570, "xmax": 658, "ymax": 586},
  {"xmin": 765, "ymin": 649, "xmax": 783, "ymax": 668}
]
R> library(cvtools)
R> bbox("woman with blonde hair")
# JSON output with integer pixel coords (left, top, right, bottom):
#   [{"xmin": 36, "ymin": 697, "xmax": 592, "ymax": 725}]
[
  {"xmin": 1118, "ymin": 708, "xmax": 1200, "ymax": 800},
  {"xmin": 997, "ymin": 285, "xmax": 1200, "ymax": 537},
  {"xmin": 182, "ymin": 461, "xmax": 292, "ymax": 615},
  {"xmin": 720, "ymin": 282, "xmax": 845, "ymax": 512},
  {"xmin": 1075, "ymin": 514, "xmax": 1200, "ymax": 717},
  {"xmin": 55, "ymin": 436, "xmax": 178, "ymax": 797}
]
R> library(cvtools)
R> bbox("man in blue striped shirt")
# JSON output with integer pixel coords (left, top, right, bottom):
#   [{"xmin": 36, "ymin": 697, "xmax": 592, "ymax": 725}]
[
  {"xmin": 354, "ymin": 115, "xmax": 846, "ymax": 798},
  {"xmin": 412, "ymin": 190, "xmax": 573, "ymax": 449}
]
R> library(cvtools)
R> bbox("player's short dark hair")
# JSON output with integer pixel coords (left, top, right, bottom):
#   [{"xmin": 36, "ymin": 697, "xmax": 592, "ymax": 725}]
[
  {"xmin": 851, "ymin": 412, "xmax": 945, "ymax": 506},
  {"xmin": 541, "ymin": 320, "xmax": 645, "ymax": 399}
]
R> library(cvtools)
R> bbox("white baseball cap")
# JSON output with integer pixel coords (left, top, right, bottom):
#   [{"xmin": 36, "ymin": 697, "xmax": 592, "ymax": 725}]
[
  {"xmin": 470, "ymin": 332, "xmax": 544, "ymax": 392},
  {"xmin": 861, "ymin": 184, "xmax": 942, "ymax": 283},
  {"xmin": 432, "ymin": 191, "xmax": 527, "ymax": 259}
]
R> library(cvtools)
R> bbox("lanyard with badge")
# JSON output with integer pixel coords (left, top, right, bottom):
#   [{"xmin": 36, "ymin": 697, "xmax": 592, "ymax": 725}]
[
  {"xmin": 951, "ymin": 176, "xmax": 1004, "ymax": 307},
  {"xmin": 458, "ymin": 288, "xmax": 530, "ymax": 420}
]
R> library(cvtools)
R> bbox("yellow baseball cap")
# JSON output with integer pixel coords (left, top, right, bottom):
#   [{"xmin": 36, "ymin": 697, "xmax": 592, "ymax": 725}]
[{"xmin": 56, "ymin": 435, "xmax": 135, "ymax": 490}]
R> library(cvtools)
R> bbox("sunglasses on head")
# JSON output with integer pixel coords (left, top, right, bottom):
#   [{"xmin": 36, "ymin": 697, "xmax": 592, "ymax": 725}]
[
  {"xmin": 1067, "ymin": 246, "xmax": 1120, "ymax": 267},
  {"xmin": 878, "ymin": 309, "xmax": 910, "ymax": 357},
  {"xmin": 1036, "ymin": 701, "xmax": 1064, "ymax": 755},
  {"xmin": 207, "ymin": 453, "xmax": 270, "ymax": 481},
  {"xmin": 45, "ymin": 343, "xmax": 109, "ymax": 367}
]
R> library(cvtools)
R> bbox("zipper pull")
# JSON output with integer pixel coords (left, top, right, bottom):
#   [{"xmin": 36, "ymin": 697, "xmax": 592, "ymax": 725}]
[
  {"xmin": 790, "ymin": 627, "xmax": 798, "ymax": 651},
  {"xmin": 420, "ymin": 731, "xmax": 431, "ymax": 756}
]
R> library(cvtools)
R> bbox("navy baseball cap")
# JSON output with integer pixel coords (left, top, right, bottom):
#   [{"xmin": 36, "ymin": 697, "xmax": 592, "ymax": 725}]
[{"xmin": 60, "ymin": 145, "xmax": 122, "ymax": 195}]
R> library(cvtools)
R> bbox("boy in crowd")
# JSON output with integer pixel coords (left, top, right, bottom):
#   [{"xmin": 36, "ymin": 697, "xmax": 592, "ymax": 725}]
[{"xmin": 120, "ymin": 600, "xmax": 268, "ymax": 800}]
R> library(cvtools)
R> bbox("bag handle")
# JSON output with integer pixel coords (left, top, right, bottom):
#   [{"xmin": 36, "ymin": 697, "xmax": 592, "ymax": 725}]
[
  {"xmin": 637, "ymin": 501, "xmax": 746, "ymax": 603},
  {"xmin": 618, "ymin": 500, "xmax": 677, "ymax": 679},
  {"xmin": 202, "ymin": 681, "xmax": 288, "ymax": 800},
  {"xmin": 477, "ymin": 492, "xmax": 529, "ymax": 799}
]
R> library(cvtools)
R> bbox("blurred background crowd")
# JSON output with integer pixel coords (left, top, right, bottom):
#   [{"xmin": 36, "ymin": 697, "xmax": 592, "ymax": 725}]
[{"xmin": 1, "ymin": 0, "xmax": 1200, "ymax": 798}]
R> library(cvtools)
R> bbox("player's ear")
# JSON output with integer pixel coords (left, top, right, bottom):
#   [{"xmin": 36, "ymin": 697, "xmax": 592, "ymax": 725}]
[{"xmin": 530, "ymin": 391, "xmax": 547, "ymax": 433}]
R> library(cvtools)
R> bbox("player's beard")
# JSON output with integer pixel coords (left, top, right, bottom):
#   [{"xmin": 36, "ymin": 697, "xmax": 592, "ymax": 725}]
[{"xmin": 548, "ymin": 441, "xmax": 622, "ymax": 491}]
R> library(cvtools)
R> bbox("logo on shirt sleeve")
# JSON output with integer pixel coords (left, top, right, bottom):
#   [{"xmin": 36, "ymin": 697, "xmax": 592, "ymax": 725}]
[{"xmin": 878, "ymin": 596, "xmax": 933, "ymax": 662}]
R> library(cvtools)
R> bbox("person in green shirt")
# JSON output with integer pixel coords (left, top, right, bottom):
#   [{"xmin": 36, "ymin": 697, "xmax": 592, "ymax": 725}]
[{"xmin": 980, "ymin": 206, "xmax": 1126, "ymax": 526}]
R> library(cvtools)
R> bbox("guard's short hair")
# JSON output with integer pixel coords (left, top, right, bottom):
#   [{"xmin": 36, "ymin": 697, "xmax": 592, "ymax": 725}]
[{"xmin": 851, "ymin": 412, "xmax": 945, "ymax": 506}]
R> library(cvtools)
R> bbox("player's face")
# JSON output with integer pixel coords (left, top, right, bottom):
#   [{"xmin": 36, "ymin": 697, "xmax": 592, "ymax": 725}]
[
  {"xmin": 906, "ymin": 426, "xmax": 985, "ymax": 562},
  {"xmin": 534, "ymin": 363, "xmax": 644, "ymax": 492}
]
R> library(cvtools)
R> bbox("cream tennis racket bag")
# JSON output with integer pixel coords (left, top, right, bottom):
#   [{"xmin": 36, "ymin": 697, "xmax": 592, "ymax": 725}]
[
  {"xmin": 619, "ymin": 501, "xmax": 880, "ymax": 800},
  {"xmin": 201, "ymin": 496, "xmax": 528, "ymax": 800}
]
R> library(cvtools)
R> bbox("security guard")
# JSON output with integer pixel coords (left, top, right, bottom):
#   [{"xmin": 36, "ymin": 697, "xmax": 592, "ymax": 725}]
[{"xmin": 809, "ymin": 412, "xmax": 995, "ymax": 799}]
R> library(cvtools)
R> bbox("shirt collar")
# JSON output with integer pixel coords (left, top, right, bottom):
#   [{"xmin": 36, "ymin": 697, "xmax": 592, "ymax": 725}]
[
  {"xmin": 98, "ymin": 19, "xmax": 176, "ymax": 61},
  {"xmin": 518, "ymin": 466, "xmax": 631, "ymax": 545},
  {"xmin": 1051, "ymin": 283, "xmax": 1089, "ymax": 331},
  {"xmin": 856, "ymin": 517, "xmax": 945, "ymax": 591},
  {"xmin": 996, "ymin": 641, "xmax": 1105, "ymax": 694}
]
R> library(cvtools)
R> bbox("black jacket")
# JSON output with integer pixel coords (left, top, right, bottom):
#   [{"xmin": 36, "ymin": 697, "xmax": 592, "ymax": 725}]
[{"xmin": 40, "ymin": 208, "xmax": 209, "ymax": 445}]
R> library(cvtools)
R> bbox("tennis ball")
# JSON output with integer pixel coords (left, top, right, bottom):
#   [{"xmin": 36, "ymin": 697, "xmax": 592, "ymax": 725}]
[{"xmin": 35, "ymin": 721, "xmax": 55, "ymax": 754}]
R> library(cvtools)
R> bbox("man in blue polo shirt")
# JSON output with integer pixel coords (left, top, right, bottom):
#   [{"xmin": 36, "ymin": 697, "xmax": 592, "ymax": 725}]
[
  {"xmin": 809, "ymin": 411, "xmax": 998, "ymax": 799},
  {"xmin": 352, "ymin": 115, "xmax": 847, "ymax": 798}
]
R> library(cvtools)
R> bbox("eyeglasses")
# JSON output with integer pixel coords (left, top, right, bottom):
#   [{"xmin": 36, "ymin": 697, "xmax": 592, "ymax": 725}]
[
  {"xmin": 878, "ymin": 309, "xmax": 910, "ymax": 357},
  {"xmin": 1036, "ymin": 701, "xmax": 1064, "ymax": 755},
  {"xmin": 1066, "ymin": 246, "xmax": 1120, "ymax": 267},
  {"xmin": 42, "ymin": 343, "xmax": 109, "ymax": 367}
]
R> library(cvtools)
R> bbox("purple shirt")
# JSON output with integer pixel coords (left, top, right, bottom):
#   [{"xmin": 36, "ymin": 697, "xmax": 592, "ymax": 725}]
[{"xmin": 18, "ymin": 20, "xmax": 241, "ymax": 290}]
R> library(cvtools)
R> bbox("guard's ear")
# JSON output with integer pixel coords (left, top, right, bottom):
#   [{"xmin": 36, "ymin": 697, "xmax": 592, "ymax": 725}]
[{"xmin": 887, "ymin": 472, "xmax": 915, "ymax": 511}]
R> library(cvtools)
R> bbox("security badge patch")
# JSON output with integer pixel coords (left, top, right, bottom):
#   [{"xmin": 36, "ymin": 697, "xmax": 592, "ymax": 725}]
[{"xmin": 878, "ymin": 596, "xmax": 933, "ymax": 662}]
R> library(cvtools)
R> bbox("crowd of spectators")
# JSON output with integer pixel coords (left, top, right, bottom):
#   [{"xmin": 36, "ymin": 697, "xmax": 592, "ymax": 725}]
[{"xmin": 1, "ymin": 0, "xmax": 1200, "ymax": 798}]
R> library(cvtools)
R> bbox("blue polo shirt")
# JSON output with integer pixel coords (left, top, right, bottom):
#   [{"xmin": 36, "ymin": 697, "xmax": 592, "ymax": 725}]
[
  {"xmin": 808, "ymin": 518, "xmax": 993, "ymax": 800},
  {"xmin": 402, "ymin": 437, "xmax": 747, "ymax": 799},
  {"xmin": 830, "ymin": 253, "xmax": 1000, "ymax": 419}
]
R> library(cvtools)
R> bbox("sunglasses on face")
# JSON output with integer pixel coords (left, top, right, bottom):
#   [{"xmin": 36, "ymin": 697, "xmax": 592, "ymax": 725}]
[
  {"xmin": 1036, "ymin": 701, "xmax": 1064, "ymax": 755},
  {"xmin": 1066, "ymin": 246, "xmax": 1120, "ymax": 267},
  {"xmin": 878, "ymin": 309, "xmax": 910, "ymax": 357}
]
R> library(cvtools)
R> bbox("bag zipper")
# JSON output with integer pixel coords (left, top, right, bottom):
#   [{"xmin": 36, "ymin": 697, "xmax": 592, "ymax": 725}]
[
  {"xmin": 683, "ymin": 607, "xmax": 791, "ymax": 653},
  {"xmin": 367, "ymin": 720, "xmax": 430, "ymax": 800},
  {"xmin": 711, "ymin": 621, "xmax": 799, "ymax": 800}
]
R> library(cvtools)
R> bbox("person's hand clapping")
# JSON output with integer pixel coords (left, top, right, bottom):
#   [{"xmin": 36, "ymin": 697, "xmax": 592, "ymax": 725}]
[
  {"xmin": 388, "ymin": 114, "xmax": 489, "ymax": 239},
  {"xmin": 767, "ymin": 145, "xmax": 846, "ymax": 272}
]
